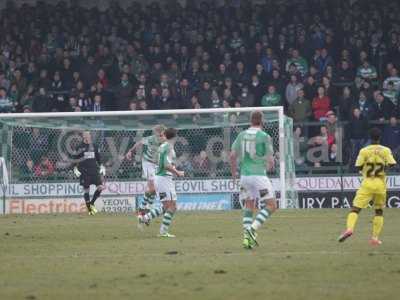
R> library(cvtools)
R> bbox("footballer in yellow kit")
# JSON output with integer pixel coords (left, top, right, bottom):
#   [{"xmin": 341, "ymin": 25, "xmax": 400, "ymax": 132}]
[{"xmin": 338, "ymin": 128, "xmax": 396, "ymax": 246}]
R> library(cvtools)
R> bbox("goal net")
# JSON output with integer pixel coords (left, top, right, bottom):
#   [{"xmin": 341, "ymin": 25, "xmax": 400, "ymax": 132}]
[{"xmin": 0, "ymin": 107, "xmax": 298, "ymax": 209}]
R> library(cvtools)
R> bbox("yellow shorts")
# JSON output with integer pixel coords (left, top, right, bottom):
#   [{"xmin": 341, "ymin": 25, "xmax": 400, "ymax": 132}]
[{"xmin": 353, "ymin": 180, "xmax": 386, "ymax": 209}]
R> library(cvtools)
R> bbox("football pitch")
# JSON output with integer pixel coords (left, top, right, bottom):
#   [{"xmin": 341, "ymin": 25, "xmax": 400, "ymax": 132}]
[{"xmin": 1, "ymin": 209, "xmax": 400, "ymax": 300}]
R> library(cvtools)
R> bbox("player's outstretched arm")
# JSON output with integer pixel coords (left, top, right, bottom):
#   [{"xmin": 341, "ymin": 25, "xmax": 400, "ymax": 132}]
[
  {"xmin": 165, "ymin": 164, "xmax": 185, "ymax": 177},
  {"xmin": 72, "ymin": 144, "xmax": 83, "ymax": 177},
  {"xmin": 386, "ymin": 148, "xmax": 397, "ymax": 168},
  {"xmin": 94, "ymin": 147, "xmax": 106, "ymax": 176},
  {"xmin": 355, "ymin": 149, "xmax": 365, "ymax": 173},
  {"xmin": 126, "ymin": 141, "xmax": 143, "ymax": 160}
]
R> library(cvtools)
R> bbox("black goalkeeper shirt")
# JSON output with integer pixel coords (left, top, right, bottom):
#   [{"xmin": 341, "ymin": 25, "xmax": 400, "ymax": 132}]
[{"xmin": 74, "ymin": 142, "xmax": 101, "ymax": 176}]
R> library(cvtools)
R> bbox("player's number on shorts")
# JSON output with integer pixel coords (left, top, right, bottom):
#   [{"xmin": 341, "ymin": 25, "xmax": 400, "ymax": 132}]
[{"xmin": 366, "ymin": 162, "xmax": 384, "ymax": 177}]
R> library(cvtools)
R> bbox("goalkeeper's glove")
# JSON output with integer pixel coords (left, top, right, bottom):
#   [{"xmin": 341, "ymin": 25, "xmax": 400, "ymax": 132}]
[
  {"xmin": 73, "ymin": 166, "xmax": 81, "ymax": 177},
  {"xmin": 99, "ymin": 165, "xmax": 106, "ymax": 176}
]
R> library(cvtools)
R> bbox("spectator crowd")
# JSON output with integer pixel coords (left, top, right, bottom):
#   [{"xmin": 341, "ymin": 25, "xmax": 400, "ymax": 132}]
[{"xmin": 2, "ymin": 0, "xmax": 400, "ymax": 177}]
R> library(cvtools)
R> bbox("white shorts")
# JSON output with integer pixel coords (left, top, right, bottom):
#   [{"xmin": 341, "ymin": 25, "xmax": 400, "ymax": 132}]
[
  {"xmin": 142, "ymin": 160, "xmax": 157, "ymax": 181},
  {"xmin": 240, "ymin": 176, "xmax": 275, "ymax": 201},
  {"xmin": 155, "ymin": 175, "xmax": 177, "ymax": 201}
]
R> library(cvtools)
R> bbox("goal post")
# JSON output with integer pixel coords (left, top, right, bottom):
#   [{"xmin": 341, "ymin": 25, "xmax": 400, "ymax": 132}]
[
  {"xmin": 0, "ymin": 107, "xmax": 298, "ymax": 209},
  {"xmin": 0, "ymin": 157, "xmax": 9, "ymax": 214}
]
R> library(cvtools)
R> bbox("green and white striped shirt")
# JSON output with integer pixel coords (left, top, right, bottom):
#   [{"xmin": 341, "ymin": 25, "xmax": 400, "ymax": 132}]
[
  {"xmin": 357, "ymin": 66, "xmax": 377, "ymax": 79},
  {"xmin": 142, "ymin": 135, "xmax": 161, "ymax": 163},
  {"xmin": 156, "ymin": 142, "xmax": 176, "ymax": 176}
]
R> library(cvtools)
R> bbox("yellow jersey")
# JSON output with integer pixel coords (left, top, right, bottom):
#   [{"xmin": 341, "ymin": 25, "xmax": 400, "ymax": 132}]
[{"xmin": 355, "ymin": 144, "xmax": 396, "ymax": 183}]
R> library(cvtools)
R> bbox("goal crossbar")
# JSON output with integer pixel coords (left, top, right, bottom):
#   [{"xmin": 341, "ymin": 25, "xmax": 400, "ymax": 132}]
[{"xmin": 0, "ymin": 107, "xmax": 284, "ymax": 119}]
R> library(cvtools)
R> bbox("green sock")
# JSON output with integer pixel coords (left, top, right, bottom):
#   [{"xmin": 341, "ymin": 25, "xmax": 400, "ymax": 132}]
[
  {"xmin": 243, "ymin": 209, "xmax": 253, "ymax": 232},
  {"xmin": 140, "ymin": 191, "xmax": 156, "ymax": 209},
  {"xmin": 160, "ymin": 211, "xmax": 174, "ymax": 234},
  {"xmin": 145, "ymin": 207, "xmax": 164, "ymax": 220},
  {"xmin": 251, "ymin": 208, "xmax": 271, "ymax": 231}
]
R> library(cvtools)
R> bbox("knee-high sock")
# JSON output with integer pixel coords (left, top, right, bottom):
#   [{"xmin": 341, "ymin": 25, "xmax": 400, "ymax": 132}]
[
  {"xmin": 346, "ymin": 212, "xmax": 359, "ymax": 231},
  {"xmin": 140, "ymin": 191, "xmax": 156, "ymax": 209},
  {"xmin": 84, "ymin": 192, "xmax": 90, "ymax": 209},
  {"xmin": 145, "ymin": 207, "xmax": 164, "ymax": 221},
  {"xmin": 243, "ymin": 209, "xmax": 253, "ymax": 231},
  {"xmin": 372, "ymin": 216, "xmax": 384, "ymax": 239},
  {"xmin": 160, "ymin": 211, "xmax": 174, "ymax": 234},
  {"xmin": 251, "ymin": 208, "xmax": 272, "ymax": 231},
  {"xmin": 91, "ymin": 189, "xmax": 102, "ymax": 204}
]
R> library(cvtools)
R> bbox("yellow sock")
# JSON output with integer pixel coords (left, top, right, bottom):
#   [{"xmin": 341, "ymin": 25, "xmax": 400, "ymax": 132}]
[
  {"xmin": 346, "ymin": 212, "xmax": 359, "ymax": 231},
  {"xmin": 372, "ymin": 216, "xmax": 384, "ymax": 239}
]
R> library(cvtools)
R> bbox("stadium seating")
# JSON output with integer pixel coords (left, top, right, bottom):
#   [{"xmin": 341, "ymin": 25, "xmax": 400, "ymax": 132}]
[{"xmin": 1, "ymin": 0, "xmax": 400, "ymax": 175}]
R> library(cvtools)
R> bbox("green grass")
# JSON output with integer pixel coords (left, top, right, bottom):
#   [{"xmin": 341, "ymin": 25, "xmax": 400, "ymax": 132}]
[{"xmin": 1, "ymin": 209, "xmax": 400, "ymax": 300}]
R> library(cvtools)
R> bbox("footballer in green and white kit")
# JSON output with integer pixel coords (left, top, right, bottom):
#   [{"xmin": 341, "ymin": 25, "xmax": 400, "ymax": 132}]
[
  {"xmin": 232, "ymin": 128, "xmax": 275, "ymax": 200},
  {"xmin": 230, "ymin": 111, "xmax": 278, "ymax": 249},
  {"xmin": 155, "ymin": 140, "xmax": 178, "ymax": 201},
  {"xmin": 139, "ymin": 128, "xmax": 184, "ymax": 237},
  {"xmin": 141, "ymin": 134, "xmax": 161, "ymax": 180},
  {"xmin": 126, "ymin": 125, "xmax": 165, "ymax": 226}
]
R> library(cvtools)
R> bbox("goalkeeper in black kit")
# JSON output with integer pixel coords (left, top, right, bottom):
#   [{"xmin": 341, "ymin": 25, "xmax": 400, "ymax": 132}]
[{"xmin": 73, "ymin": 131, "xmax": 106, "ymax": 215}]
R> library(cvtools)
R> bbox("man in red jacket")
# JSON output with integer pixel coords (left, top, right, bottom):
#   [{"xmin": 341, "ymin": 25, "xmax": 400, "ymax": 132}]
[{"xmin": 312, "ymin": 86, "xmax": 331, "ymax": 121}]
